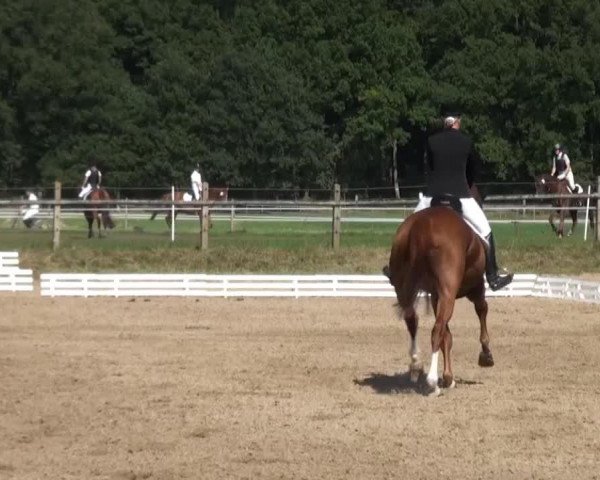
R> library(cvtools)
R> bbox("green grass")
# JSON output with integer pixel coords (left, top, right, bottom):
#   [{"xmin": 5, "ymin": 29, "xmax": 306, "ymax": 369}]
[{"xmin": 2, "ymin": 216, "xmax": 599, "ymax": 275}]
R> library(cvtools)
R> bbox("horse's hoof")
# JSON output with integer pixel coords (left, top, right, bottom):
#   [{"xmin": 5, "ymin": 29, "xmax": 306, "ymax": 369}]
[
  {"xmin": 427, "ymin": 385, "xmax": 441, "ymax": 397},
  {"xmin": 409, "ymin": 362, "xmax": 423, "ymax": 383},
  {"xmin": 478, "ymin": 351, "xmax": 494, "ymax": 367},
  {"xmin": 442, "ymin": 374, "xmax": 455, "ymax": 388}
]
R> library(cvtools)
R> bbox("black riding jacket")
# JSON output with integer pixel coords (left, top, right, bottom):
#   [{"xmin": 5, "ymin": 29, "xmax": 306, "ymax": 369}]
[
  {"xmin": 553, "ymin": 153, "xmax": 568, "ymax": 174},
  {"xmin": 88, "ymin": 169, "xmax": 100, "ymax": 187},
  {"xmin": 425, "ymin": 128, "xmax": 482, "ymax": 198}
]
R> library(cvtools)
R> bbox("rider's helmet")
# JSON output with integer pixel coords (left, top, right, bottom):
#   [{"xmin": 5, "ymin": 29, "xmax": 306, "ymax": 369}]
[
  {"xmin": 554, "ymin": 143, "xmax": 563, "ymax": 152},
  {"xmin": 442, "ymin": 108, "xmax": 462, "ymax": 128}
]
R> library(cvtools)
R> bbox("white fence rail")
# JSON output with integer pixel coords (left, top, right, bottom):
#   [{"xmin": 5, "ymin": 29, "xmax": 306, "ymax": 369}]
[
  {"xmin": 0, "ymin": 251, "xmax": 34, "ymax": 292},
  {"xmin": 38, "ymin": 273, "xmax": 600, "ymax": 303}
]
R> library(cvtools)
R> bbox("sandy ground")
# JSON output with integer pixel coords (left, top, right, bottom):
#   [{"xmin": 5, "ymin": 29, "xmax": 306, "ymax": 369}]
[{"xmin": 1, "ymin": 294, "xmax": 600, "ymax": 480}]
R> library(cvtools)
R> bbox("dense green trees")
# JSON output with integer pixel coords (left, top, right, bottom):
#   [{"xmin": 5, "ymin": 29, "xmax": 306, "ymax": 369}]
[{"xmin": 1, "ymin": 0, "xmax": 600, "ymax": 191}]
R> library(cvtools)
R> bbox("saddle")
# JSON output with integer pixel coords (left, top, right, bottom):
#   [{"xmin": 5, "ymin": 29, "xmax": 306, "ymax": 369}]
[{"xmin": 430, "ymin": 194, "xmax": 462, "ymax": 214}]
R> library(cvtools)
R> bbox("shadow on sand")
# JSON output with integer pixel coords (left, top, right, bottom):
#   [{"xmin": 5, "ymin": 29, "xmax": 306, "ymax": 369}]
[{"xmin": 354, "ymin": 371, "xmax": 484, "ymax": 396}]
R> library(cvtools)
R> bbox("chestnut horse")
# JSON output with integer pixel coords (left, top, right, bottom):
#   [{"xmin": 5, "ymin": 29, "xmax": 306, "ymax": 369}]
[
  {"xmin": 384, "ymin": 186, "xmax": 493, "ymax": 396},
  {"xmin": 84, "ymin": 188, "xmax": 115, "ymax": 238},
  {"xmin": 534, "ymin": 173, "xmax": 593, "ymax": 237},
  {"xmin": 149, "ymin": 187, "xmax": 229, "ymax": 227}
]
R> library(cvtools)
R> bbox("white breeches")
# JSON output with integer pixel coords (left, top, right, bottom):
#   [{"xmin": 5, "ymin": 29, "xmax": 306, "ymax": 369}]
[
  {"xmin": 192, "ymin": 183, "xmax": 202, "ymax": 200},
  {"xmin": 79, "ymin": 184, "xmax": 92, "ymax": 199},
  {"xmin": 22, "ymin": 207, "xmax": 39, "ymax": 221},
  {"xmin": 564, "ymin": 171, "xmax": 575, "ymax": 191},
  {"xmin": 415, "ymin": 196, "xmax": 491, "ymax": 242}
]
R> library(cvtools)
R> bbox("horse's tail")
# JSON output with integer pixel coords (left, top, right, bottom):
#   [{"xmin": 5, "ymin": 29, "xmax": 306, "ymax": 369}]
[{"xmin": 387, "ymin": 222, "xmax": 421, "ymax": 310}]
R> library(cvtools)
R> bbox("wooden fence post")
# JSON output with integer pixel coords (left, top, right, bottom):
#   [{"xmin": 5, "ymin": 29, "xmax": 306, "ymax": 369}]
[
  {"xmin": 171, "ymin": 186, "xmax": 175, "ymax": 243},
  {"xmin": 53, "ymin": 181, "xmax": 61, "ymax": 251},
  {"xmin": 201, "ymin": 182, "xmax": 209, "ymax": 250},
  {"xmin": 230, "ymin": 204, "xmax": 235, "ymax": 232},
  {"xmin": 332, "ymin": 183, "xmax": 341, "ymax": 249}
]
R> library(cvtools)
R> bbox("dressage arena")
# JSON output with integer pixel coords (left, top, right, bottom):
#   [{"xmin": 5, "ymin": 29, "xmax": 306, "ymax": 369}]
[{"xmin": 1, "ymin": 294, "xmax": 600, "ymax": 479}]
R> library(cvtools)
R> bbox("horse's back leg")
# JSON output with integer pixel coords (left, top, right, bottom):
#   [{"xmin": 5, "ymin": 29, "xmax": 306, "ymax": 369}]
[
  {"xmin": 426, "ymin": 285, "xmax": 457, "ymax": 395},
  {"xmin": 548, "ymin": 211, "xmax": 557, "ymax": 235},
  {"xmin": 467, "ymin": 282, "xmax": 494, "ymax": 367},
  {"xmin": 401, "ymin": 302, "xmax": 423, "ymax": 383},
  {"xmin": 568, "ymin": 208, "xmax": 577, "ymax": 236},
  {"xmin": 392, "ymin": 278, "xmax": 422, "ymax": 382},
  {"xmin": 87, "ymin": 216, "xmax": 93, "ymax": 238},
  {"xmin": 558, "ymin": 209, "xmax": 565, "ymax": 238},
  {"xmin": 96, "ymin": 214, "xmax": 102, "ymax": 238}
]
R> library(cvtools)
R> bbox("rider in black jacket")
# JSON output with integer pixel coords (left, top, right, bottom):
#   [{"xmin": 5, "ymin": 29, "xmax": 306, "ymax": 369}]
[{"xmin": 415, "ymin": 111, "xmax": 513, "ymax": 291}]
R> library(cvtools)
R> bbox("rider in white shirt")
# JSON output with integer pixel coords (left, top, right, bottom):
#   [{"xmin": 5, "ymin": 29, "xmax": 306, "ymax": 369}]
[
  {"xmin": 22, "ymin": 190, "xmax": 39, "ymax": 228},
  {"xmin": 78, "ymin": 164, "xmax": 102, "ymax": 199},
  {"xmin": 551, "ymin": 144, "xmax": 579, "ymax": 192},
  {"xmin": 191, "ymin": 164, "xmax": 202, "ymax": 201}
]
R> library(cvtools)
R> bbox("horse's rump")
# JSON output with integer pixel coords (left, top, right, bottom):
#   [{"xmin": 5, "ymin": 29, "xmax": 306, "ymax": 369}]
[{"xmin": 388, "ymin": 207, "xmax": 484, "ymax": 306}]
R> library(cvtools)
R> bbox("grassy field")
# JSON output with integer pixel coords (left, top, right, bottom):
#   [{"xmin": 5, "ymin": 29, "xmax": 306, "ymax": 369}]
[{"xmin": 1, "ymin": 215, "xmax": 599, "ymax": 275}]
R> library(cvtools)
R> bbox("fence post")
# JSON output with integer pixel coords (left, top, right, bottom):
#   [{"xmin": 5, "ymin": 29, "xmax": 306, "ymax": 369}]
[
  {"xmin": 596, "ymin": 177, "xmax": 600, "ymax": 242},
  {"xmin": 230, "ymin": 204, "xmax": 235, "ymax": 232},
  {"xmin": 332, "ymin": 183, "xmax": 341, "ymax": 249},
  {"xmin": 201, "ymin": 182, "xmax": 209, "ymax": 250},
  {"xmin": 53, "ymin": 181, "xmax": 61, "ymax": 251},
  {"xmin": 584, "ymin": 185, "xmax": 591, "ymax": 241},
  {"xmin": 171, "ymin": 185, "xmax": 175, "ymax": 243}
]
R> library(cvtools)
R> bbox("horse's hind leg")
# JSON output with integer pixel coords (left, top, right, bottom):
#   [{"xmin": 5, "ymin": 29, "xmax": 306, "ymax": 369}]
[
  {"xmin": 96, "ymin": 215, "xmax": 102, "ymax": 238},
  {"xmin": 402, "ymin": 305, "xmax": 423, "ymax": 382},
  {"xmin": 426, "ymin": 290, "xmax": 456, "ymax": 396},
  {"xmin": 467, "ymin": 283, "xmax": 494, "ymax": 367},
  {"xmin": 86, "ymin": 216, "xmax": 93, "ymax": 238},
  {"xmin": 568, "ymin": 209, "xmax": 577, "ymax": 236},
  {"xmin": 554, "ymin": 207, "xmax": 567, "ymax": 238},
  {"xmin": 440, "ymin": 324, "xmax": 455, "ymax": 389},
  {"xmin": 430, "ymin": 291, "xmax": 456, "ymax": 390},
  {"xmin": 548, "ymin": 212, "xmax": 557, "ymax": 235}
]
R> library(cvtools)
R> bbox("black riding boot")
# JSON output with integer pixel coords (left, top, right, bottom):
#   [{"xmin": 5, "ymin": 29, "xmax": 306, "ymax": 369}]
[{"xmin": 484, "ymin": 232, "xmax": 513, "ymax": 291}]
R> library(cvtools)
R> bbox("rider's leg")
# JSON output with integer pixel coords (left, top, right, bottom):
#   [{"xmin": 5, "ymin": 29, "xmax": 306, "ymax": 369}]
[
  {"xmin": 413, "ymin": 194, "xmax": 431, "ymax": 213},
  {"xmin": 460, "ymin": 198, "xmax": 513, "ymax": 291},
  {"xmin": 79, "ymin": 184, "xmax": 92, "ymax": 199},
  {"xmin": 566, "ymin": 171, "xmax": 576, "ymax": 191},
  {"xmin": 192, "ymin": 183, "xmax": 200, "ymax": 201}
]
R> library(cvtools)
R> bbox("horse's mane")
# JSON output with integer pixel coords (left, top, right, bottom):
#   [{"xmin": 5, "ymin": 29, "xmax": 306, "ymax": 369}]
[{"xmin": 537, "ymin": 173, "xmax": 556, "ymax": 183}]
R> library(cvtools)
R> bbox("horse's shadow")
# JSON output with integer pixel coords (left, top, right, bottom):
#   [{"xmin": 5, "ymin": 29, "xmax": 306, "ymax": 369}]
[{"xmin": 354, "ymin": 371, "xmax": 483, "ymax": 396}]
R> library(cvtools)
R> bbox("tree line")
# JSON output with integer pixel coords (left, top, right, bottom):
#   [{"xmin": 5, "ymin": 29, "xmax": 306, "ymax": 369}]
[{"xmin": 1, "ymin": 0, "xmax": 599, "ymax": 192}]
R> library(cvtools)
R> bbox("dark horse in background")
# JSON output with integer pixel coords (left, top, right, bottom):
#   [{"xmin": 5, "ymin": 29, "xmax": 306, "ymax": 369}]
[
  {"xmin": 149, "ymin": 187, "xmax": 229, "ymax": 227},
  {"xmin": 534, "ymin": 173, "xmax": 594, "ymax": 238},
  {"xmin": 84, "ymin": 188, "xmax": 115, "ymax": 238},
  {"xmin": 383, "ymin": 185, "xmax": 493, "ymax": 396}
]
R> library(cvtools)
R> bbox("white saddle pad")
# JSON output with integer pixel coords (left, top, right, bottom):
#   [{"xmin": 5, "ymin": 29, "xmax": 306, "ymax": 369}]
[{"xmin": 182, "ymin": 192, "xmax": 193, "ymax": 202}]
